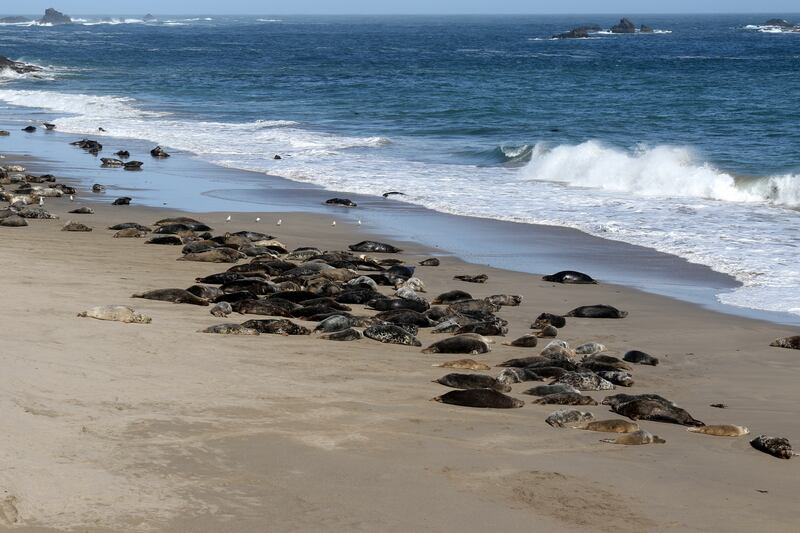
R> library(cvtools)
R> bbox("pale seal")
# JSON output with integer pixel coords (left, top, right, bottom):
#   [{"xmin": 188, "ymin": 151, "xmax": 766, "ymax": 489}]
[
  {"xmin": 688, "ymin": 425, "xmax": 750, "ymax": 437},
  {"xmin": 363, "ymin": 324, "xmax": 421, "ymax": 346},
  {"xmin": 78, "ymin": 305, "xmax": 151, "ymax": 324},
  {"xmin": 432, "ymin": 359, "xmax": 491, "ymax": 371},
  {"xmin": 532, "ymin": 393, "xmax": 598, "ymax": 406},
  {"xmin": 601, "ymin": 430, "xmax": 665, "ymax": 445},
  {"xmin": 769, "ymin": 336, "xmax": 800, "ymax": 350},
  {"xmin": 576, "ymin": 419, "xmax": 640, "ymax": 433}
]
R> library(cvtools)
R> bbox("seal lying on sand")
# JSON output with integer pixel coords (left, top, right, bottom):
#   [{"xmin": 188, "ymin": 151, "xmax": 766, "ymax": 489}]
[
  {"xmin": 364, "ymin": 324, "xmax": 421, "ymax": 346},
  {"xmin": 542, "ymin": 271, "xmax": 597, "ymax": 284},
  {"xmin": 601, "ymin": 430, "xmax": 665, "ymax": 445},
  {"xmin": 433, "ymin": 359, "xmax": 491, "ymax": 371},
  {"xmin": 349, "ymin": 240, "xmax": 401, "ymax": 253},
  {"xmin": 178, "ymin": 248, "xmax": 244, "ymax": 263},
  {"xmin": 545, "ymin": 410, "xmax": 595, "ymax": 428},
  {"xmin": 201, "ymin": 324, "xmax": 259, "ymax": 335},
  {"xmin": 241, "ymin": 319, "xmax": 311, "ymax": 335},
  {"xmin": 210, "ymin": 302, "xmax": 233, "ymax": 317},
  {"xmin": 432, "ymin": 389, "xmax": 524, "ymax": 409},
  {"xmin": 423, "ymin": 335, "xmax": 491, "ymax": 355},
  {"xmin": 504, "ymin": 334, "xmax": 539, "ymax": 348},
  {"xmin": 554, "ymin": 372, "xmax": 616, "ymax": 391},
  {"xmin": 611, "ymin": 397, "xmax": 704, "ymax": 427},
  {"xmin": 454, "ymin": 274, "xmax": 488, "ymax": 283},
  {"xmin": 419, "ymin": 258, "xmax": 440, "ymax": 266},
  {"xmin": 320, "ymin": 328, "xmax": 362, "ymax": 341},
  {"xmin": 532, "ymin": 313, "xmax": 566, "ymax": 329},
  {"xmin": 62, "ymin": 221, "xmax": 92, "ymax": 232},
  {"xmin": 68, "ymin": 207, "xmax": 94, "ymax": 214},
  {"xmin": 432, "ymin": 290, "xmax": 472, "ymax": 305},
  {"xmin": 769, "ymin": 336, "xmax": 800, "ymax": 350},
  {"xmin": 434, "ymin": 373, "xmax": 511, "ymax": 392},
  {"xmin": 114, "ymin": 228, "xmax": 147, "ymax": 238},
  {"xmin": 564, "ymin": 305, "xmax": 627, "ymax": 318},
  {"xmin": 532, "ymin": 393, "xmax": 598, "ymax": 406},
  {"xmin": 523, "ymin": 384, "xmax": 579, "ymax": 396},
  {"xmin": 623, "ymin": 350, "xmax": 660, "ymax": 365},
  {"xmin": 78, "ymin": 305, "xmax": 151, "ymax": 324},
  {"xmin": 575, "ymin": 419, "xmax": 640, "ymax": 433},
  {"xmin": 750, "ymin": 435, "xmax": 795, "ymax": 459},
  {"xmin": 688, "ymin": 425, "xmax": 749, "ymax": 437},
  {"xmin": 132, "ymin": 289, "xmax": 208, "ymax": 306}
]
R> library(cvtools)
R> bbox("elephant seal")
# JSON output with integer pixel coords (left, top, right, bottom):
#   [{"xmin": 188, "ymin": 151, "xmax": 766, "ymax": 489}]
[
  {"xmin": 364, "ymin": 324, "xmax": 421, "ymax": 346},
  {"xmin": 623, "ymin": 350, "xmax": 660, "ymax": 366},
  {"xmin": 132, "ymin": 289, "xmax": 209, "ymax": 306},
  {"xmin": 533, "ymin": 313, "xmax": 566, "ymax": 329},
  {"xmin": 542, "ymin": 271, "xmax": 597, "ymax": 284},
  {"xmin": 612, "ymin": 398, "xmax": 704, "ymax": 427},
  {"xmin": 114, "ymin": 228, "xmax": 147, "ymax": 238},
  {"xmin": 419, "ymin": 258, "xmax": 440, "ymax": 266},
  {"xmin": 432, "ymin": 290, "xmax": 472, "ymax": 305},
  {"xmin": 545, "ymin": 409, "xmax": 595, "ymax": 428},
  {"xmin": 596, "ymin": 371, "xmax": 634, "ymax": 387},
  {"xmin": 325, "ymin": 197, "xmax": 357, "ymax": 207},
  {"xmin": 62, "ymin": 221, "xmax": 92, "ymax": 232},
  {"xmin": 601, "ymin": 430, "xmax": 665, "ymax": 445},
  {"xmin": 535, "ymin": 325, "xmax": 559, "ymax": 338},
  {"xmin": 750, "ymin": 435, "xmax": 795, "ymax": 459},
  {"xmin": 564, "ymin": 305, "xmax": 627, "ymax": 319},
  {"xmin": 432, "ymin": 389, "xmax": 524, "ymax": 409},
  {"xmin": 210, "ymin": 302, "xmax": 233, "ymax": 317},
  {"xmin": 423, "ymin": 335, "xmax": 490, "ymax": 355},
  {"xmin": 178, "ymin": 248, "xmax": 244, "ymax": 263},
  {"xmin": 433, "ymin": 359, "xmax": 491, "ymax": 371},
  {"xmin": 533, "ymin": 393, "xmax": 598, "ymax": 406},
  {"xmin": 109, "ymin": 222, "xmax": 150, "ymax": 231},
  {"xmin": 553, "ymin": 372, "xmax": 616, "ymax": 391},
  {"xmin": 151, "ymin": 146, "xmax": 170, "ymax": 158},
  {"xmin": 504, "ymin": 334, "xmax": 539, "ymax": 348},
  {"xmin": 575, "ymin": 342, "xmax": 605, "ymax": 355},
  {"xmin": 241, "ymin": 319, "xmax": 311, "ymax": 335},
  {"xmin": 68, "ymin": 207, "xmax": 94, "ymax": 214},
  {"xmin": 688, "ymin": 425, "xmax": 749, "ymax": 437},
  {"xmin": 0, "ymin": 215, "xmax": 28, "ymax": 227},
  {"xmin": 78, "ymin": 305, "xmax": 151, "ymax": 324},
  {"xmin": 454, "ymin": 274, "xmax": 488, "ymax": 284},
  {"xmin": 576, "ymin": 419, "xmax": 639, "ymax": 433},
  {"xmin": 434, "ymin": 373, "xmax": 511, "ymax": 392},
  {"xmin": 321, "ymin": 328, "xmax": 362, "ymax": 341},
  {"xmin": 200, "ymin": 324, "xmax": 259, "ymax": 335},
  {"xmin": 523, "ymin": 384, "xmax": 579, "ymax": 396},
  {"xmin": 485, "ymin": 294, "xmax": 522, "ymax": 307},
  {"xmin": 769, "ymin": 336, "xmax": 800, "ymax": 350},
  {"xmin": 349, "ymin": 240, "xmax": 401, "ymax": 253}
]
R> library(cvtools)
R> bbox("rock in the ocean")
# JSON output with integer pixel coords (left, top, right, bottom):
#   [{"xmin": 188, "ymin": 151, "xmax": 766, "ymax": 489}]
[
  {"xmin": 610, "ymin": 18, "xmax": 636, "ymax": 33},
  {"xmin": 764, "ymin": 18, "xmax": 794, "ymax": 27},
  {"xmin": 553, "ymin": 28, "xmax": 589, "ymax": 39},
  {"xmin": 0, "ymin": 16, "xmax": 31, "ymax": 23},
  {"xmin": 143, "ymin": 14, "xmax": 156, "ymax": 22},
  {"xmin": 40, "ymin": 8, "xmax": 71, "ymax": 25},
  {"xmin": 640, "ymin": 24, "xmax": 654, "ymax": 33},
  {"xmin": 0, "ymin": 56, "xmax": 41, "ymax": 74}
]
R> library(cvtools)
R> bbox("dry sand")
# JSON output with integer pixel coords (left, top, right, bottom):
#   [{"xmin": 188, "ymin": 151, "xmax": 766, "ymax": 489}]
[{"xmin": 0, "ymin": 193, "xmax": 799, "ymax": 532}]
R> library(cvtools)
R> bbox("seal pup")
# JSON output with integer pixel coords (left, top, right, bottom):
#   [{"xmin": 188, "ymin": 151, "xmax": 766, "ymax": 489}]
[
  {"xmin": 522, "ymin": 384, "xmax": 579, "ymax": 396},
  {"xmin": 623, "ymin": 350, "xmax": 660, "ymax": 365},
  {"xmin": 769, "ymin": 336, "xmax": 800, "ymax": 350},
  {"xmin": 453, "ymin": 274, "xmax": 488, "ymax": 283},
  {"xmin": 210, "ymin": 302, "xmax": 233, "ymax": 317},
  {"xmin": 321, "ymin": 328, "xmax": 362, "ymax": 341},
  {"xmin": 574, "ymin": 419, "xmax": 639, "ymax": 433},
  {"xmin": 419, "ymin": 258, "xmax": 440, "ymax": 266},
  {"xmin": 542, "ymin": 271, "xmax": 597, "ymax": 284},
  {"xmin": 132, "ymin": 289, "xmax": 209, "ymax": 306},
  {"xmin": 363, "ymin": 324, "xmax": 421, "ymax": 346},
  {"xmin": 750, "ymin": 435, "xmax": 795, "ymax": 459},
  {"xmin": 601, "ymin": 430, "xmax": 665, "ymax": 445},
  {"xmin": 532, "ymin": 393, "xmax": 598, "ymax": 406},
  {"xmin": 564, "ymin": 305, "xmax": 627, "ymax": 318},
  {"xmin": 688, "ymin": 425, "xmax": 749, "ymax": 437},
  {"xmin": 200, "ymin": 324, "xmax": 259, "ymax": 335},
  {"xmin": 545, "ymin": 410, "xmax": 595, "ymax": 428},
  {"xmin": 423, "ymin": 335, "xmax": 491, "ymax": 355},
  {"xmin": 432, "ymin": 359, "xmax": 491, "ymax": 371},
  {"xmin": 434, "ymin": 373, "xmax": 512, "ymax": 392},
  {"xmin": 432, "ymin": 389, "xmax": 524, "ymax": 409},
  {"xmin": 78, "ymin": 305, "xmax": 151, "ymax": 324},
  {"xmin": 504, "ymin": 334, "xmax": 539, "ymax": 348}
]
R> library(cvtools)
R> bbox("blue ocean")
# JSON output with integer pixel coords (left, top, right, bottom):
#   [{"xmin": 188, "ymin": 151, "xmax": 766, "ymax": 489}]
[{"xmin": 1, "ymin": 14, "xmax": 799, "ymax": 315}]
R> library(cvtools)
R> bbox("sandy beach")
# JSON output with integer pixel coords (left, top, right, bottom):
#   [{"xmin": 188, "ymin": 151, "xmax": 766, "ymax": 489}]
[{"xmin": 0, "ymin": 152, "xmax": 799, "ymax": 532}]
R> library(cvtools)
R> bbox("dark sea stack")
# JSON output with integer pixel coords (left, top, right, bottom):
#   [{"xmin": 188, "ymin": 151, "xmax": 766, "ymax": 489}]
[
  {"xmin": 610, "ymin": 18, "xmax": 636, "ymax": 34},
  {"xmin": 40, "ymin": 8, "xmax": 72, "ymax": 25},
  {"xmin": 764, "ymin": 18, "xmax": 794, "ymax": 27},
  {"xmin": 553, "ymin": 28, "xmax": 589, "ymax": 39},
  {"xmin": 0, "ymin": 16, "xmax": 31, "ymax": 23},
  {"xmin": 0, "ymin": 56, "xmax": 41, "ymax": 74},
  {"xmin": 640, "ymin": 25, "xmax": 654, "ymax": 33},
  {"xmin": 143, "ymin": 14, "xmax": 156, "ymax": 22}
]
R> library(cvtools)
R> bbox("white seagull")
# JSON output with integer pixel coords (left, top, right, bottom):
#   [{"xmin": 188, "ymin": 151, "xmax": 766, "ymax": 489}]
[
  {"xmin": 226, "ymin": 215, "xmax": 231, "ymax": 222},
  {"xmin": 357, "ymin": 220, "xmax": 362, "ymax": 225},
  {"xmin": 69, "ymin": 195, "xmax": 74, "ymax": 201},
  {"xmin": 331, "ymin": 220, "xmax": 336, "ymax": 226},
  {"xmin": 255, "ymin": 217, "xmax": 261, "ymax": 223},
  {"xmin": 277, "ymin": 219, "xmax": 282, "ymax": 226},
  {"xmin": 38, "ymin": 197, "xmax": 44, "ymax": 206}
]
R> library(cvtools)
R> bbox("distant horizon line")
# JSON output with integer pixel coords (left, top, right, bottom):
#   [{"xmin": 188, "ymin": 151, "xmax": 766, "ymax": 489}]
[{"xmin": 3, "ymin": 12, "xmax": 799, "ymax": 16}]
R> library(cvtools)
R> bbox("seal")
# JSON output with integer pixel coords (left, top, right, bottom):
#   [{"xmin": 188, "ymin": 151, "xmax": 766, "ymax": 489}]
[
  {"xmin": 545, "ymin": 409, "xmax": 595, "ymax": 428},
  {"xmin": 453, "ymin": 274, "xmax": 488, "ymax": 283},
  {"xmin": 575, "ymin": 342, "xmax": 605, "ymax": 355},
  {"xmin": 241, "ymin": 319, "xmax": 311, "ymax": 335},
  {"xmin": 321, "ymin": 328, "xmax": 363, "ymax": 341},
  {"xmin": 522, "ymin": 384, "xmax": 579, "ymax": 396},
  {"xmin": 314, "ymin": 315, "xmax": 357, "ymax": 333},
  {"xmin": 178, "ymin": 248, "xmax": 244, "ymax": 263},
  {"xmin": 749, "ymin": 435, "xmax": 795, "ymax": 459},
  {"xmin": 455, "ymin": 322, "xmax": 508, "ymax": 336},
  {"xmin": 363, "ymin": 324, "xmax": 422, "ymax": 346},
  {"xmin": 0, "ymin": 215, "xmax": 28, "ymax": 227},
  {"xmin": 62, "ymin": 221, "xmax": 92, "ymax": 232},
  {"xmin": 564, "ymin": 305, "xmax": 627, "ymax": 318},
  {"xmin": 601, "ymin": 430, "xmax": 665, "ymax": 445},
  {"xmin": 432, "ymin": 389, "xmax": 524, "ymax": 409},
  {"xmin": 200, "ymin": 324, "xmax": 259, "ymax": 335},
  {"xmin": 496, "ymin": 367, "xmax": 544, "ymax": 385},
  {"xmin": 186, "ymin": 285, "xmax": 224, "ymax": 301},
  {"xmin": 535, "ymin": 325, "xmax": 558, "ymax": 338},
  {"xmin": 688, "ymin": 425, "xmax": 750, "ymax": 437},
  {"xmin": 68, "ymin": 207, "xmax": 94, "ymax": 214},
  {"xmin": 553, "ymin": 372, "xmax": 616, "ymax": 391},
  {"xmin": 374, "ymin": 309, "xmax": 432, "ymax": 327},
  {"xmin": 100, "ymin": 158, "xmax": 124, "ymax": 167},
  {"xmin": 532, "ymin": 313, "xmax": 566, "ymax": 329},
  {"xmin": 147, "ymin": 235, "xmax": 183, "ymax": 245},
  {"xmin": 623, "ymin": 350, "xmax": 660, "ymax": 366},
  {"xmin": 485, "ymin": 294, "xmax": 523, "ymax": 307},
  {"xmin": 602, "ymin": 393, "xmax": 674, "ymax": 409},
  {"xmin": 611, "ymin": 398, "xmax": 704, "ymax": 427},
  {"xmin": 448, "ymin": 299, "xmax": 500, "ymax": 315},
  {"xmin": 504, "ymin": 334, "xmax": 539, "ymax": 348},
  {"xmin": 150, "ymin": 146, "xmax": 170, "ymax": 158},
  {"xmin": 419, "ymin": 258, "xmax": 440, "ymax": 266},
  {"xmin": 114, "ymin": 228, "xmax": 147, "ymax": 238},
  {"xmin": 132, "ymin": 288, "xmax": 209, "ymax": 306},
  {"xmin": 349, "ymin": 240, "xmax": 402, "ymax": 253},
  {"xmin": 92, "ymin": 184, "xmax": 107, "ymax": 193},
  {"xmin": 575, "ymin": 419, "xmax": 640, "ymax": 433},
  {"xmin": 432, "ymin": 359, "xmax": 491, "ymax": 371},
  {"xmin": 325, "ymin": 198, "xmax": 357, "ymax": 207},
  {"xmin": 596, "ymin": 371, "xmax": 634, "ymax": 387},
  {"xmin": 581, "ymin": 354, "xmax": 631, "ymax": 371},
  {"xmin": 78, "ymin": 305, "xmax": 151, "ymax": 324},
  {"xmin": 112, "ymin": 196, "xmax": 132, "ymax": 205},
  {"xmin": 233, "ymin": 299, "xmax": 295, "ymax": 317},
  {"xmin": 210, "ymin": 302, "xmax": 233, "ymax": 317},
  {"xmin": 532, "ymin": 393, "xmax": 598, "ymax": 406},
  {"xmin": 423, "ymin": 335, "xmax": 491, "ymax": 355},
  {"xmin": 769, "ymin": 336, "xmax": 800, "ymax": 350},
  {"xmin": 432, "ymin": 290, "xmax": 473, "ymax": 305},
  {"xmin": 434, "ymin": 373, "xmax": 512, "ymax": 392},
  {"xmin": 542, "ymin": 271, "xmax": 597, "ymax": 284}
]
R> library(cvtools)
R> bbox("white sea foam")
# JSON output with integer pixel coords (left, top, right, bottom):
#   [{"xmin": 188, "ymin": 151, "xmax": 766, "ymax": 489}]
[{"xmin": 0, "ymin": 88, "xmax": 799, "ymax": 316}]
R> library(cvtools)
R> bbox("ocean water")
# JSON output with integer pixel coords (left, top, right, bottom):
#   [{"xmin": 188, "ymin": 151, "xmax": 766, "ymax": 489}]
[{"xmin": 1, "ymin": 14, "xmax": 800, "ymax": 315}]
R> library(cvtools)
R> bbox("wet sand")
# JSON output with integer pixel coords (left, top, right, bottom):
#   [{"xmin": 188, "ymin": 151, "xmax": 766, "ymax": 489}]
[{"xmin": 1, "ymin": 166, "xmax": 799, "ymax": 531}]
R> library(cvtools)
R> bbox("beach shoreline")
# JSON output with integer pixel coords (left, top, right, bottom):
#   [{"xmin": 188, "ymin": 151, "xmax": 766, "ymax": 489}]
[{"xmin": 1, "ymin": 138, "xmax": 800, "ymax": 531}]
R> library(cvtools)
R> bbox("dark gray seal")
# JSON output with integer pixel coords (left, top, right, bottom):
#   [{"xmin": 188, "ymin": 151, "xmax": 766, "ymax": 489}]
[
  {"xmin": 321, "ymin": 328, "xmax": 362, "ymax": 341},
  {"xmin": 532, "ymin": 393, "xmax": 598, "ymax": 406},
  {"xmin": 432, "ymin": 389, "xmax": 523, "ymax": 409},
  {"xmin": 146, "ymin": 235, "xmax": 183, "ymax": 245},
  {"xmin": 532, "ymin": 313, "xmax": 566, "ymax": 329},
  {"xmin": 504, "ymin": 334, "xmax": 539, "ymax": 348},
  {"xmin": 419, "ymin": 258, "xmax": 440, "ymax": 266},
  {"xmin": 750, "ymin": 435, "xmax": 795, "ymax": 459},
  {"xmin": 132, "ymin": 288, "xmax": 209, "ymax": 306},
  {"xmin": 611, "ymin": 398, "xmax": 704, "ymax": 427},
  {"xmin": 241, "ymin": 319, "xmax": 311, "ymax": 335},
  {"xmin": 423, "ymin": 335, "xmax": 490, "ymax": 355},
  {"xmin": 112, "ymin": 196, "xmax": 132, "ymax": 205},
  {"xmin": 68, "ymin": 207, "xmax": 94, "ymax": 214},
  {"xmin": 325, "ymin": 198, "xmax": 357, "ymax": 207},
  {"xmin": 348, "ymin": 240, "xmax": 401, "ymax": 253},
  {"xmin": 432, "ymin": 290, "xmax": 472, "ymax": 305},
  {"xmin": 434, "ymin": 373, "xmax": 511, "ymax": 392},
  {"xmin": 523, "ymin": 384, "xmax": 580, "ymax": 397},
  {"xmin": 542, "ymin": 271, "xmax": 597, "ymax": 284},
  {"xmin": 454, "ymin": 274, "xmax": 488, "ymax": 283},
  {"xmin": 564, "ymin": 305, "xmax": 627, "ymax": 318},
  {"xmin": 62, "ymin": 221, "xmax": 92, "ymax": 232},
  {"xmin": 545, "ymin": 409, "xmax": 595, "ymax": 428},
  {"xmin": 623, "ymin": 350, "xmax": 660, "ymax": 366},
  {"xmin": 150, "ymin": 146, "xmax": 170, "ymax": 158},
  {"xmin": 0, "ymin": 215, "xmax": 28, "ymax": 227}
]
